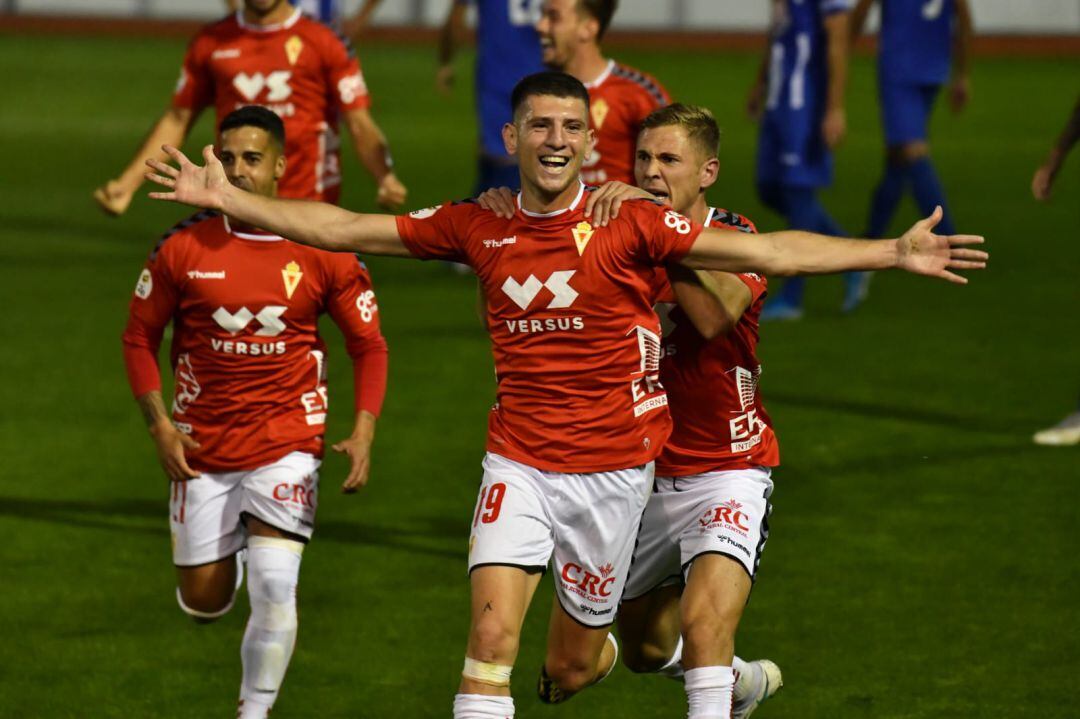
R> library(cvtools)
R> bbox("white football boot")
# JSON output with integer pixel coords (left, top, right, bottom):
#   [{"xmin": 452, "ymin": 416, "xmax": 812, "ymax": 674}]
[
  {"xmin": 1033, "ymin": 411, "xmax": 1080, "ymax": 446},
  {"xmin": 731, "ymin": 659, "xmax": 783, "ymax": 719}
]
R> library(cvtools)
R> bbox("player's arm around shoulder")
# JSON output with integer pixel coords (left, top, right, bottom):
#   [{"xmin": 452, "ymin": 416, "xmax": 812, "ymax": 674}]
[{"xmin": 665, "ymin": 264, "xmax": 753, "ymax": 340}]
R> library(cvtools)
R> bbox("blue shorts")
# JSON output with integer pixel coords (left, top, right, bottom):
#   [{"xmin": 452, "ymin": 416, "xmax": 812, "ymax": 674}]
[
  {"xmin": 879, "ymin": 81, "xmax": 941, "ymax": 146},
  {"xmin": 755, "ymin": 110, "xmax": 833, "ymax": 189},
  {"xmin": 473, "ymin": 153, "xmax": 521, "ymax": 196}
]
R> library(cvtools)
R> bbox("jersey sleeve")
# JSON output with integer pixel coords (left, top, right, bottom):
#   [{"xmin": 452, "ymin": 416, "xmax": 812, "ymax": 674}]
[
  {"xmin": 323, "ymin": 30, "xmax": 371, "ymax": 111},
  {"xmin": 631, "ymin": 202, "xmax": 704, "ymax": 266},
  {"xmin": 394, "ymin": 203, "xmax": 472, "ymax": 263},
  {"xmin": 121, "ymin": 241, "xmax": 183, "ymax": 398},
  {"xmin": 171, "ymin": 34, "xmax": 214, "ymax": 112},
  {"xmin": 711, "ymin": 211, "xmax": 768, "ymax": 302},
  {"xmin": 325, "ymin": 255, "xmax": 389, "ymax": 417}
]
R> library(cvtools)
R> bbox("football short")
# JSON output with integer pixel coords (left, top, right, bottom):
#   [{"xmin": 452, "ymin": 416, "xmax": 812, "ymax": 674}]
[
  {"xmin": 879, "ymin": 81, "xmax": 941, "ymax": 146},
  {"xmin": 468, "ymin": 452, "xmax": 654, "ymax": 627},
  {"xmin": 169, "ymin": 451, "xmax": 320, "ymax": 566},
  {"xmin": 756, "ymin": 109, "xmax": 833, "ymax": 189},
  {"xmin": 623, "ymin": 468, "xmax": 773, "ymax": 601}
]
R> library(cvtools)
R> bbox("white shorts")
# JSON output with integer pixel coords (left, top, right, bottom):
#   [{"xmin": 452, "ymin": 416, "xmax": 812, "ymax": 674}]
[
  {"xmin": 468, "ymin": 453, "xmax": 654, "ymax": 627},
  {"xmin": 623, "ymin": 468, "xmax": 773, "ymax": 601},
  {"xmin": 169, "ymin": 451, "xmax": 320, "ymax": 566}
]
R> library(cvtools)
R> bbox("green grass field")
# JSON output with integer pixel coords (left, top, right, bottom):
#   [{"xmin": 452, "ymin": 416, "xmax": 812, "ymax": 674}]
[{"xmin": 1, "ymin": 32, "xmax": 1077, "ymax": 718}]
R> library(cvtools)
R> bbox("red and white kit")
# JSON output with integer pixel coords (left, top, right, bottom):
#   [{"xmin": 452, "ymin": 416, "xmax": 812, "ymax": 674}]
[
  {"xmin": 626, "ymin": 208, "xmax": 779, "ymax": 597},
  {"xmin": 173, "ymin": 8, "xmax": 370, "ymax": 203},
  {"xmin": 123, "ymin": 212, "xmax": 387, "ymax": 564},
  {"xmin": 396, "ymin": 186, "xmax": 702, "ymax": 624},
  {"xmin": 583, "ymin": 60, "xmax": 670, "ymax": 185}
]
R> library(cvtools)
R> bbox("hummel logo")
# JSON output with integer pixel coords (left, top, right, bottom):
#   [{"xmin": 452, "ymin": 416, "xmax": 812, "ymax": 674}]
[
  {"xmin": 188, "ymin": 270, "xmax": 226, "ymax": 280},
  {"xmin": 484, "ymin": 236, "xmax": 517, "ymax": 248},
  {"xmin": 502, "ymin": 270, "xmax": 578, "ymax": 310},
  {"xmin": 211, "ymin": 48, "xmax": 241, "ymax": 60}
]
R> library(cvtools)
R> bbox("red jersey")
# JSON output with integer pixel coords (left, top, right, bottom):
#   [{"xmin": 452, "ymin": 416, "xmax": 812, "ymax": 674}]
[
  {"xmin": 396, "ymin": 186, "xmax": 702, "ymax": 473},
  {"xmin": 652, "ymin": 208, "xmax": 780, "ymax": 477},
  {"xmin": 582, "ymin": 60, "xmax": 671, "ymax": 185},
  {"xmin": 122, "ymin": 212, "xmax": 388, "ymax": 473},
  {"xmin": 172, "ymin": 8, "xmax": 370, "ymax": 203}
]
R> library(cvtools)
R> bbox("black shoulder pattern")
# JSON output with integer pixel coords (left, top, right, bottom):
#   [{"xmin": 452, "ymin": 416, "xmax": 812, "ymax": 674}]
[
  {"xmin": 611, "ymin": 64, "xmax": 669, "ymax": 107},
  {"xmin": 149, "ymin": 210, "xmax": 218, "ymax": 261},
  {"xmin": 709, "ymin": 208, "xmax": 756, "ymax": 234}
]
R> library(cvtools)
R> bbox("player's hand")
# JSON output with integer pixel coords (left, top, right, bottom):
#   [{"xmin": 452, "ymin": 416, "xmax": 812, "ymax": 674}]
[
  {"xmin": 93, "ymin": 179, "xmax": 136, "ymax": 217},
  {"xmin": 476, "ymin": 186, "xmax": 516, "ymax": 218},
  {"xmin": 895, "ymin": 206, "xmax": 987, "ymax": 284},
  {"xmin": 146, "ymin": 145, "xmax": 230, "ymax": 211},
  {"xmin": 822, "ymin": 107, "xmax": 847, "ymax": 149},
  {"xmin": 376, "ymin": 173, "xmax": 408, "ymax": 210},
  {"xmin": 949, "ymin": 75, "xmax": 971, "ymax": 113},
  {"xmin": 584, "ymin": 182, "xmax": 656, "ymax": 227},
  {"xmin": 149, "ymin": 420, "xmax": 201, "ymax": 482},
  {"xmin": 1031, "ymin": 162, "xmax": 1058, "ymax": 202},
  {"xmin": 436, "ymin": 64, "xmax": 455, "ymax": 96},
  {"xmin": 746, "ymin": 82, "xmax": 766, "ymax": 122},
  {"xmin": 333, "ymin": 435, "xmax": 372, "ymax": 494}
]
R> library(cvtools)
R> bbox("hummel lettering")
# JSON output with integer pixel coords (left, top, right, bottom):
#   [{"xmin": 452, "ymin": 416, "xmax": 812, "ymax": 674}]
[
  {"xmin": 483, "ymin": 236, "xmax": 517, "ymax": 248},
  {"xmin": 188, "ymin": 270, "xmax": 226, "ymax": 280}
]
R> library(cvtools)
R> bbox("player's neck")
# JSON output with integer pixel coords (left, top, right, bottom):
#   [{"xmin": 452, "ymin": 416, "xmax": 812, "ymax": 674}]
[
  {"xmin": 519, "ymin": 179, "xmax": 585, "ymax": 216},
  {"xmin": 566, "ymin": 47, "xmax": 610, "ymax": 87},
  {"xmin": 685, "ymin": 196, "xmax": 710, "ymax": 226},
  {"xmin": 241, "ymin": 2, "xmax": 296, "ymax": 27}
]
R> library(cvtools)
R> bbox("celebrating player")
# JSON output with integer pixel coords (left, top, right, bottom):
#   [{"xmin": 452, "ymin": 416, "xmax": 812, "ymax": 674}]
[
  {"xmin": 750, "ymin": 0, "xmax": 854, "ymax": 320},
  {"xmin": 537, "ymin": 0, "xmax": 670, "ymax": 185},
  {"xmin": 846, "ymin": 0, "xmax": 974, "ymax": 311},
  {"xmin": 122, "ymin": 106, "xmax": 388, "ymax": 719},
  {"xmin": 96, "ymin": 0, "xmax": 406, "ymax": 216},
  {"xmin": 144, "ymin": 72, "xmax": 985, "ymax": 719}
]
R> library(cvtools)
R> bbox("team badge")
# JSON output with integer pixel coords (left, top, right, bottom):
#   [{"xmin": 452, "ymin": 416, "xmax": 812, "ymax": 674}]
[
  {"xmin": 135, "ymin": 269, "xmax": 153, "ymax": 299},
  {"xmin": 591, "ymin": 99, "xmax": 609, "ymax": 130},
  {"xmin": 571, "ymin": 221, "xmax": 594, "ymax": 256},
  {"xmin": 282, "ymin": 261, "xmax": 303, "ymax": 299},
  {"xmin": 285, "ymin": 36, "xmax": 303, "ymax": 66}
]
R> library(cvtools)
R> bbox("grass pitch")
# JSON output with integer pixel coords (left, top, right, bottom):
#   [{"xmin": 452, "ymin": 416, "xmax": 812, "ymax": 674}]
[{"xmin": 0, "ymin": 33, "xmax": 1077, "ymax": 718}]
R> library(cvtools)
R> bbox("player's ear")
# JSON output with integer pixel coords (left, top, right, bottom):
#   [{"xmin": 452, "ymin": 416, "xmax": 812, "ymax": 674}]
[
  {"xmin": 700, "ymin": 156, "xmax": 720, "ymax": 191},
  {"xmin": 274, "ymin": 153, "xmax": 286, "ymax": 181},
  {"xmin": 502, "ymin": 122, "xmax": 518, "ymax": 155}
]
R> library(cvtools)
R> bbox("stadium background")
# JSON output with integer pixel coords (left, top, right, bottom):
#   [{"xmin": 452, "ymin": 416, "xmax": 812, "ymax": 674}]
[{"xmin": 1, "ymin": 1, "xmax": 1077, "ymax": 717}]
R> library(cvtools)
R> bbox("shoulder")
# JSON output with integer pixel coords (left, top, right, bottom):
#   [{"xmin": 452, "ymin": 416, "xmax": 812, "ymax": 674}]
[
  {"xmin": 708, "ymin": 208, "xmax": 758, "ymax": 234},
  {"xmin": 149, "ymin": 210, "xmax": 220, "ymax": 262},
  {"xmin": 299, "ymin": 15, "xmax": 357, "ymax": 59},
  {"xmin": 610, "ymin": 62, "xmax": 670, "ymax": 107}
]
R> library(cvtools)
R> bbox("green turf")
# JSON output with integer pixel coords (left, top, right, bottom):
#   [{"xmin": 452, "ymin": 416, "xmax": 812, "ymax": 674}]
[{"xmin": 1, "ymin": 33, "xmax": 1077, "ymax": 718}]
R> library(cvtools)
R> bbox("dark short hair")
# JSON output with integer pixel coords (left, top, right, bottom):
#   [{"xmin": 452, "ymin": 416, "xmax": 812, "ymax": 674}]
[
  {"xmin": 640, "ymin": 103, "xmax": 721, "ymax": 159},
  {"xmin": 219, "ymin": 105, "xmax": 285, "ymax": 148},
  {"xmin": 510, "ymin": 72, "xmax": 590, "ymax": 120},
  {"xmin": 577, "ymin": 0, "xmax": 617, "ymax": 39}
]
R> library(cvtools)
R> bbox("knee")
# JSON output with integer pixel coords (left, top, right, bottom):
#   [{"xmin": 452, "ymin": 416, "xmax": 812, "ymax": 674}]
[
  {"xmin": 468, "ymin": 616, "xmax": 519, "ymax": 663},
  {"xmin": 681, "ymin": 607, "xmax": 739, "ymax": 653},
  {"xmin": 544, "ymin": 656, "xmax": 596, "ymax": 694},
  {"xmin": 621, "ymin": 640, "xmax": 672, "ymax": 674}
]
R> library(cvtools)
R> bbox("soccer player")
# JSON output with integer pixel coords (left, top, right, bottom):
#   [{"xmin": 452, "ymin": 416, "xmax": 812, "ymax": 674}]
[
  {"xmin": 536, "ymin": 0, "xmax": 671, "ymax": 185},
  {"xmin": 95, "ymin": 0, "xmax": 406, "ymax": 216},
  {"xmin": 749, "ymin": 0, "xmax": 853, "ymax": 320},
  {"xmin": 226, "ymin": 0, "xmax": 386, "ymax": 37},
  {"xmin": 144, "ymin": 72, "xmax": 985, "ymax": 719},
  {"xmin": 437, "ymin": 0, "xmax": 545, "ymax": 193},
  {"xmin": 845, "ymin": 0, "xmax": 973, "ymax": 311},
  {"xmin": 122, "ymin": 106, "xmax": 388, "ymax": 719}
]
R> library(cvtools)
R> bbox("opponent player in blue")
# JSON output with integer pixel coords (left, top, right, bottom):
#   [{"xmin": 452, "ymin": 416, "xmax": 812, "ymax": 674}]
[
  {"xmin": 438, "ymin": 0, "xmax": 545, "ymax": 193},
  {"xmin": 749, "ymin": 0, "xmax": 854, "ymax": 320},
  {"xmin": 846, "ymin": 0, "xmax": 973, "ymax": 310}
]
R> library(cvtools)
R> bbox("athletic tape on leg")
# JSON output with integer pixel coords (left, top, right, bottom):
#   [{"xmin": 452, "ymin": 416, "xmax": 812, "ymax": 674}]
[
  {"xmin": 462, "ymin": 657, "xmax": 513, "ymax": 687},
  {"xmin": 241, "ymin": 535, "xmax": 303, "ymax": 701}
]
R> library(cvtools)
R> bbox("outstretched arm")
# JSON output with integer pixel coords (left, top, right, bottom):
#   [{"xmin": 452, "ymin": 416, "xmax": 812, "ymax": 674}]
[
  {"xmin": 146, "ymin": 145, "xmax": 410, "ymax": 256},
  {"xmin": 681, "ymin": 207, "xmax": 986, "ymax": 284}
]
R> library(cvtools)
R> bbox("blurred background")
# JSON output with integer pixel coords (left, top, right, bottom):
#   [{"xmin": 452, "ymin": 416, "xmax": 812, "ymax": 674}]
[{"xmin": 1, "ymin": 1, "xmax": 1077, "ymax": 718}]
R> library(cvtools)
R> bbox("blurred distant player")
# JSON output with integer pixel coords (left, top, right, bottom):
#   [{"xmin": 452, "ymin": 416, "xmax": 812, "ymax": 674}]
[
  {"xmin": 96, "ymin": 0, "xmax": 406, "ymax": 216},
  {"xmin": 750, "ymin": 0, "xmax": 852, "ymax": 320},
  {"xmin": 437, "ymin": 0, "xmax": 545, "ymax": 193},
  {"xmin": 225, "ymin": 0, "xmax": 384, "ymax": 36},
  {"xmin": 537, "ymin": 0, "xmax": 671, "ymax": 184},
  {"xmin": 1031, "ymin": 94, "xmax": 1080, "ymax": 446},
  {"xmin": 122, "ymin": 106, "xmax": 388, "ymax": 719},
  {"xmin": 846, "ymin": 0, "xmax": 973, "ymax": 310}
]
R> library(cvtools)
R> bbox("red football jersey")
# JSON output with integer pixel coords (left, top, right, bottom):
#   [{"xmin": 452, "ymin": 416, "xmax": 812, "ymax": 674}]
[
  {"xmin": 583, "ymin": 60, "xmax": 671, "ymax": 185},
  {"xmin": 652, "ymin": 208, "xmax": 780, "ymax": 477},
  {"xmin": 396, "ymin": 186, "xmax": 702, "ymax": 473},
  {"xmin": 172, "ymin": 8, "xmax": 370, "ymax": 203},
  {"xmin": 122, "ymin": 212, "xmax": 387, "ymax": 473}
]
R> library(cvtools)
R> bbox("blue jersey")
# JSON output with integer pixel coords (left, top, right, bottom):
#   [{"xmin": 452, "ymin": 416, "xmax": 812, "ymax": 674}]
[
  {"xmin": 764, "ymin": 0, "xmax": 851, "ymax": 121},
  {"xmin": 879, "ymin": 0, "xmax": 954, "ymax": 86},
  {"xmin": 466, "ymin": 0, "xmax": 545, "ymax": 157}
]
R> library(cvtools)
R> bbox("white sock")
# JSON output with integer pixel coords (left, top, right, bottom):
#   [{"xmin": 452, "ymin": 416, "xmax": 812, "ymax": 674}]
[
  {"xmin": 731, "ymin": 655, "xmax": 756, "ymax": 702},
  {"xmin": 685, "ymin": 665, "xmax": 736, "ymax": 719},
  {"xmin": 238, "ymin": 536, "xmax": 303, "ymax": 717},
  {"xmin": 453, "ymin": 693, "xmax": 514, "ymax": 718},
  {"xmin": 657, "ymin": 635, "xmax": 685, "ymax": 679}
]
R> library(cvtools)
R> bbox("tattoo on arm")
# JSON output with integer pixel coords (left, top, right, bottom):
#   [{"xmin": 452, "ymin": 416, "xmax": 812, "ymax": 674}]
[{"xmin": 137, "ymin": 390, "xmax": 169, "ymax": 428}]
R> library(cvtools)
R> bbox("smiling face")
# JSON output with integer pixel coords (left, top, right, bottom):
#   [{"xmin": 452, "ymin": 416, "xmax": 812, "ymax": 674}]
[
  {"xmin": 536, "ymin": 0, "xmax": 592, "ymax": 70},
  {"xmin": 634, "ymin": 124, "xmax": 718, "ymax": 216},
  {"xmin": 217, "ymin": 125, "xmax": 286, "ymax": 198},
  {"xmin": 504, "ymin": 93, "xmax": 594, "ymax": 203}
]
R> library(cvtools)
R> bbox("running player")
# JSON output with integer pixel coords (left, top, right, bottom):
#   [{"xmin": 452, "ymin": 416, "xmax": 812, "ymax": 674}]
[
  {"xmin": 144, "ymin": 72, "xmax": 985, "ymax": 719},
  {"xmin": 750, "ymin": 0, "xmax": 853, "ymax": 320},
  {"xmin": 96, "ymin": 0, "xmax": 406, "ymax": 215},
  {"xmin": 846, "ymin": 0, "xmax": 973, "ymax": 311},
  {"xmin": 122, "ymin": 106, "xmax": 388, "ymax": 719},
  {"xmin": 537, "ymin": 0, "xmax": 670, "ymax": 185}
]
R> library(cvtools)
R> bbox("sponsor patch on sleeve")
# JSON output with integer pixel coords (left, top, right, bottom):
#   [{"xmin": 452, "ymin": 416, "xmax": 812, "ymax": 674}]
[{"xmin": 135, "ymin": 269, "xmax": 153, "ymax": 299}]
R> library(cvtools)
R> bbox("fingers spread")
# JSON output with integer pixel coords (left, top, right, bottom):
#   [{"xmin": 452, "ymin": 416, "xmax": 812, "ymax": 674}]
[
  {"xmin": 947, "ymin": 260, "xmax": 986, "ymax": 270},
  {"xmin": 950, "ymin": 248, "xmax": 988, "ymax": 261},
  {"xmin": 946, "ymin": 235, "xmax": 985, "ymax": 246},
  {"xmin": 939, "ymin": 270, "xmax": 969, "ymax": 285}
]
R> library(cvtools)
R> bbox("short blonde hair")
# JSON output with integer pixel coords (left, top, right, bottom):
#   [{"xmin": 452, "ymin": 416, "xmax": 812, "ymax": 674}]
[{"xmin": 640, "ymin": 103, "xmax": 720, "ymax": 159}]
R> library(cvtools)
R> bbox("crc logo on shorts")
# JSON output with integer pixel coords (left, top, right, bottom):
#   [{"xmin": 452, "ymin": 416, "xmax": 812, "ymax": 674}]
[
  {"xmin": 699, "ymin": 500, "xmax": 751, "ymax": 535},
  {"xmin": 560, "ymin": 562, "xmax": 616, "ymax": 604},
  {"xmin": 212, "ymin": 306, "xmax": 287, "ymax": 336},
  {"xmin": 502, "ymin": 270, "xmax": 578, "ymax": 310},
  {"xmin": 273, "ymin": 474, "xmax": 317, "ymax": 509}
]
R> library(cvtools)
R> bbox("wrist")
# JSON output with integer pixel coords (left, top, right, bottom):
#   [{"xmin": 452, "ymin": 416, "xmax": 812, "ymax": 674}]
[
  {"xmin": 147, "ymin": 417, "xmax": 174, "ymax": 437},
  {"xmin": 886, "ymin": 238, "xmax": 902, "ymax": 269}
]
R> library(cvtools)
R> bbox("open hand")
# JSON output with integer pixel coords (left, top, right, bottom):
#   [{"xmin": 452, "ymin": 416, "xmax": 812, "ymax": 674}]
[
  {"xmin": 584, "ymin": 182, "xmax": 656, "ymax": 226},
  {"xmin": 476, "ymin": 186, "xmax": 516, "ymax": 218},
  {"xmin": 333, "ymin": 435, "xmax": 372, "ymax": 493},
  {"xmin": 896, "ymin": 206, "xmax": 987, "ymax": 284},
  {"xmin": 150, "ymin": 421, "xmax": 201, "ymax": 482},
  {"xmin": 146, "ymin": 145, "xmax": 230, "ymax": 211}
]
